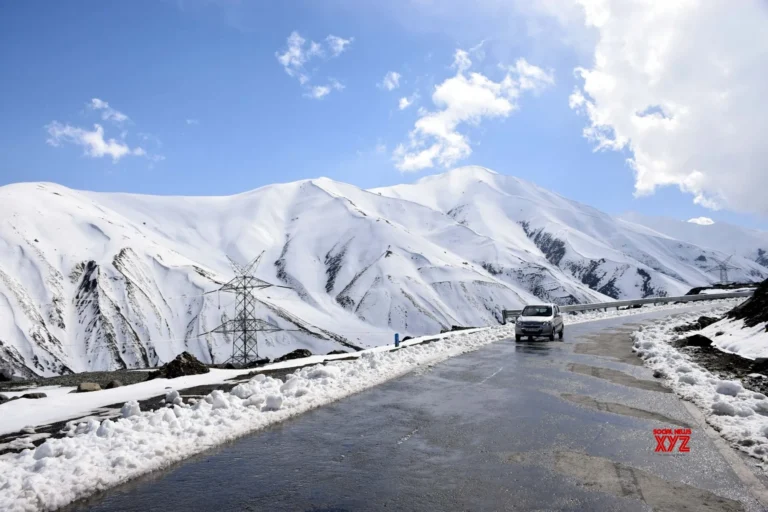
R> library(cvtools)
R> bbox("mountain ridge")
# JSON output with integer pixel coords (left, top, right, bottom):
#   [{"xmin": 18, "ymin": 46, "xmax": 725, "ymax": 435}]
[{"xmin": 0, "ymin": 167, "xmax": 765, "ymax": 377}]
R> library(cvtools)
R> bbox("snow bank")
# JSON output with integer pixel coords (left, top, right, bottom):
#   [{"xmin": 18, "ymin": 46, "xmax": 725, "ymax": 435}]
[
  {"xmin": 563, "ymin": 298, "xmax": 743, "ymax": 325},
  {"xmin": 632, "ymin": 304, "xmax": 768, "ymax": 467},
  {"xmin": 0, "ymin": 326, "xmax": 514, "ymax": 512},
  {"xmin": 701, "ymin": 317, "xmax": 768, "ymax": 360}
]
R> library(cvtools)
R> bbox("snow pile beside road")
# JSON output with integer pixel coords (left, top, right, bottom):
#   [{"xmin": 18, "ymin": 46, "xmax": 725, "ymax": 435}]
[
  {"xmin": 632, "ymin": 306, "xmax": 768, "ymax": 467},
  {"xmin": 701, "ymin": 318, "xmax": 768, "ymax": 360},
  {"xmin": 564, "ymin": 298, "xmax": 742, "ymax": 325},
  {"xmin": 0, "ymin": 326, "xmax": 513, "ymax": 512}
]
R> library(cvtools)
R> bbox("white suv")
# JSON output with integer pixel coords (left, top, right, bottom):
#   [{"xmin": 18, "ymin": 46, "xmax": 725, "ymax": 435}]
[{"xmin": 515, "ymin": 304, "xmax": 564, "ymax": 342}]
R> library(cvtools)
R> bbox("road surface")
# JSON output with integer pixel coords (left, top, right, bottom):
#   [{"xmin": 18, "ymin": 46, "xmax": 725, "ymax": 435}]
[{"xmin": 65, "ymin": 308, "xmax": 768, "ymax": 511}]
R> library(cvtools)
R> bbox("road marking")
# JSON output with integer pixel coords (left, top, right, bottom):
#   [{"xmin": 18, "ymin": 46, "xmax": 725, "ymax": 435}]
[
  {"xmin": 397, "ymin": 427, "xmax": 419, "ymax": 445},
  {"xmin": 477, "ymin": 366, "xmax": 504, "ymax": 385}
]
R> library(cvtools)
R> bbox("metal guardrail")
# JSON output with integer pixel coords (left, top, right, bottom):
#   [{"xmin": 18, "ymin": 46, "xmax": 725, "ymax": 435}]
[{"xmin": 501, "ymin": 290, "xmax": 754, "ymax": 323}]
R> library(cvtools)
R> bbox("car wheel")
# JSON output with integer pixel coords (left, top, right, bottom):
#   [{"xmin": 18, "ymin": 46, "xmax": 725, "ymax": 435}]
[
  {"xmin": 558, "ymin": 328, "xmax": 564, "ymax": 341},
  {"xmin": 515, "ymin": 335, "xmax": 521, "ymax": 342},
  {"xmin": 549, "ymin": 333, "xmax": 555, "ymax": 341}
]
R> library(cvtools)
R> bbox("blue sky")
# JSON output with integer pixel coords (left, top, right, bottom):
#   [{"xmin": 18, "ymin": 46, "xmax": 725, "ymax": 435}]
[{"xmin": 1, "ymin": 0, "xmax": 766, "ymax": 230}]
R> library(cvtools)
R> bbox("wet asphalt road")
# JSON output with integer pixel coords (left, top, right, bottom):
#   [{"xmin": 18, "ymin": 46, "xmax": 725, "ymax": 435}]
[{"xmin": 66, "ymin": 308, "xmax": 768, "ymax": 512}]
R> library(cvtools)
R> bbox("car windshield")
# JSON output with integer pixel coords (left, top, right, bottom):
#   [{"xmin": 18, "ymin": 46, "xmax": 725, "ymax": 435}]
[{"xmin": 521, "ymin": 306, "xmax": 552, "ymax": 317}]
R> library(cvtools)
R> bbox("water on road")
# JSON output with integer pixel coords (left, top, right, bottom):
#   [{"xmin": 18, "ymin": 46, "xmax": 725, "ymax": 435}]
[{"xmin": 65, "ymin": 309, "xmax": 768, "ymax": 511}]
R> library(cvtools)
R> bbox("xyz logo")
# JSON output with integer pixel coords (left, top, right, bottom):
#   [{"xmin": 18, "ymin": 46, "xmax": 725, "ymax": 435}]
[{"xmin": 654, "ymin": 428, "xmax": 691, "ymax": 453}]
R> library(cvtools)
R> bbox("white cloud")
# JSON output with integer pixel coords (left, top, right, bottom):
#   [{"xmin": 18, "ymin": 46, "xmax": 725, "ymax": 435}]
[
  {"xmin": 398, "ymin": 92, "xmax": 419, "ymax": 110},
  {"xmin": 276, "ymin": 31, "xmax": 353, "ymax": 99},
  {"xmin": 567, "ymin": 0, "xmax": 768, "ymax": 215},
  {"xmin": 380, "ymin": 71, "xmax": 401, "ymax": 91},
  {"xmin": 186, "ymin": 119, "xmax": 200, "ymax": 126},
  {"xmin": 306, "ymin": 85, "xmax": 331, "ymax": 99},
  {"xmin": 688, "ymin": 217, "xmax": 715, "ymax": 226},
  {"xmin": 45, "ymin": 122, "xmax": 146, "ymax": 162},
  {"xmin": 394, "ymin": 49, "xmax": 553, "ymax": 172},
  {"xmin": 326, "ymin": 35, "xmax": 353, "ymax": 56},
  {"xmin": 304, "ymin": 79, "xmax": 344, "ymax": 100},
  {"xmin": 88, "ymin": 98, "xmax": 129, "ymax": 124}
]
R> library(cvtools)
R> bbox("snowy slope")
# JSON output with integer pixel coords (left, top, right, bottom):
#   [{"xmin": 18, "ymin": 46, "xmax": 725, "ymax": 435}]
[
  {"xmin": 374, "ymin": 167, "xmax": 766, "ymax": 299},
  {"xmin": 0, "ymin": 167, "xmax": 764, "ymax": 377},
  {"xmin": 621, "ymin": 212, "xmax": 768, "ymax": 268}
]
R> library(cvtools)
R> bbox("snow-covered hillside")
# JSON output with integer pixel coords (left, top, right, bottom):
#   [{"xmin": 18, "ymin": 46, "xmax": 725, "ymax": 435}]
[
  {"xmin": 621, "ymin": 212, "xmax": 768, "ymax": 268},
  {"xmin": 1, "ymin": 166, "xmax": 765, "ymax": 377}
]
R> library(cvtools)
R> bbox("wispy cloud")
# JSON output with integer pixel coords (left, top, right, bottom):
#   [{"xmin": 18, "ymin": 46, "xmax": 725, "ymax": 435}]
[
  {"xmin": 88, "ymin": 98, "xmax": 129, "ymax": 124},
  {"xmin": 394, "ymin": 49, "xmax": 553, "ymax": 172},
  {"xmin": 304, "ymin": 79, "xmax": 344, "ymax": 99},
  {"xmin": 326, "ymin": 35, "xmax": 353, "ymax": 57},
  {"xmin": 46, "ymin": 99, "xmax": 164, "ymax": 165},
  {"xmin": 186, "ymin": 119, "xmax": 200, "ymax": 126},
  {"xmin": 379, "ymin": 71, "xmax": 401, "ymax": 91},
  {"xmin": 276, "ymin": 31, "xmax": 353, "ymax": 99},
  {"xmin": 46, "ymin": 122, "xmax": 145, "ymax": 162},
  {"xmin": 398, "ymin": 92, "xmax": 419, "ymax": 110}
]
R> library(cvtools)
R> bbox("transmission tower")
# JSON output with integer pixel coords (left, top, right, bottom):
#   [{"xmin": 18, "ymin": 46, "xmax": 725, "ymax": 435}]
[
  {"xmin": 207, "ymin": 252, "xmax": 288, "ymax": 366},
  {"xmin": 705, "ymin": 255, "xmax": 739, "ymax": 285}
]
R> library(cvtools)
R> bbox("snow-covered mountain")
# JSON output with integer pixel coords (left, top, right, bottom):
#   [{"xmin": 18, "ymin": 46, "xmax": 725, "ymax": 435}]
[
  {"xmin": 620, "ymin": 212, "xmax": 768, "ymax": 268},
  {"xmin": 1, "ymin": 166, "xmax": 765, "ymax": 377}
]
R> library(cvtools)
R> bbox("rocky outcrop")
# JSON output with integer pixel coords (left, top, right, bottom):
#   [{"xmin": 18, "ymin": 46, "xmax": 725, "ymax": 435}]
[
  {"xmin": 274, "ymin": 349, "xmax": 313, "ymax": 363},
  {"xmin": 727, "ymin": 278, "xmax": 768, "ymax": 328},
  {"xmin": 149, "ymin": 351, "xmax": 210, "ymax": 379},
  {"xmin": 77, "ymin": 382, "xmax": 101, "ymax": 393}
]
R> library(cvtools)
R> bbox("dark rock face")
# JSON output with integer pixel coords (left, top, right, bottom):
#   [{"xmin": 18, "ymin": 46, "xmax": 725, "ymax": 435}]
[
  {"xmin": 77, "ymin": 382, "xmax": 101, "ymax": 392},
  {"xmin": 757, "ymin": 249, "xmax": 768, "ymax": 268},
  {"xmin": 105, "ymin": 380, "xmax": 123, "ymax": 389},
  {"xmin": 698, "ymin": 316, "xmax": 718, "ymax": 329},
  {"xmin": 673, "ymin": 316, "xmax": 720, "ymax": 334},
  {"xmin": 520, "ymin": 222, "xmax": 566, "ymax": 266},
  {"xmin": 274, "ymin": 349, "xmax": 313, "ymax": 363},
  {"xmin": 21, "ymin": 392, "xmax": 47, "ymax": 399},
  {"xmin": 0, "ymin": 393, "xmax": 9, "ymax": 403},
  {"xmin": 727, "ymin": 278, "xmax": 768, "ymax": 328},
  {"xmin": 149, "ymin": 351, "xmax": 210, "ymax": 379},
  {"xmin": 673, "ymin": 334, "xmax": 713, "ymax": 348},
  {"xmin": 636, "ymin": 268, "xmax": 663, "ymax": 298},
  {"xmin": 0, "ymin": 368, "xmax": 11, "ymax": 382},
  {"xmin": 326, "ymin": 350, "xmax": 349, "ymax": 355}
]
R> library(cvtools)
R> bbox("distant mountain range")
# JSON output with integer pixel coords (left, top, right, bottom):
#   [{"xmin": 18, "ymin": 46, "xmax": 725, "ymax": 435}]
[{"xmin": 1, "ymin": 166, "xmax": 765, "ymax": 376}]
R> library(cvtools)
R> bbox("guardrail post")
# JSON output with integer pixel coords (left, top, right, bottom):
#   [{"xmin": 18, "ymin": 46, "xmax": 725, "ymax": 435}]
[{"xmin": 395, "ymin": 333, "xmax": 400, "ymax": 348}]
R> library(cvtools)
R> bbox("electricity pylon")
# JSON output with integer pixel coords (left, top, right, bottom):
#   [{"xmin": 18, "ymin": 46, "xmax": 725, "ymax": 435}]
[
  {"xmin": 207, "ymin": 252, "xmax": 288, "ymax": 366},
  {"xmin": 706, "ymin": 255, "xmax": 739, "ymax": 285}
]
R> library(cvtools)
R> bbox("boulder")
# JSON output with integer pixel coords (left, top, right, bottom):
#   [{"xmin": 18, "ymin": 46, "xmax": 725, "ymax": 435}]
[
  {"xmin": 326, "ymin": 350, "xmax": 349, "ymax": 356},
  {"xmin": 105, "ymin": 380, "xmax": 123, "ymax": 389},
  {"xmin": 21, "ymin": 392, "xmax": 47, "ymax": 399},
  {"xmin": 274, "ymin": 349, "xmax": 313, "ymax": 363},
  {"xmin": 697, "ymin": 316, "xmax": 718, "ymax": 329},
  {"xmin": 0, "ymin": 393, "xmax": 9, "ymax": 403},
  {"xmin": 727, "ymin": 278, "xmax": 768, "ymax": 328},
  {"xmin": 679, "ymin": 334, "xmax": 713, "ymax": 348},
  {"xmin": 77, "ymin": 382, "xmax": 102, "ymax": 393},
  {"xmin": 150, "ymin": 351, "xmax": 210, "ymax": 379},
  {"xmin": 0, "ymin": 368, "xmax": 13, "ymax": 382}
]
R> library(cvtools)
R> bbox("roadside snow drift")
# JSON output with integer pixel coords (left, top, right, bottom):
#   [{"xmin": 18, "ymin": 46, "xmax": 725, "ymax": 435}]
[
  {"xmin": 633, "ymin": 306, "xmax": 768, "ymax": 468},
  {"xmin": 0, "ymin": 326, "xmax": 513, "ymax": 512}
]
